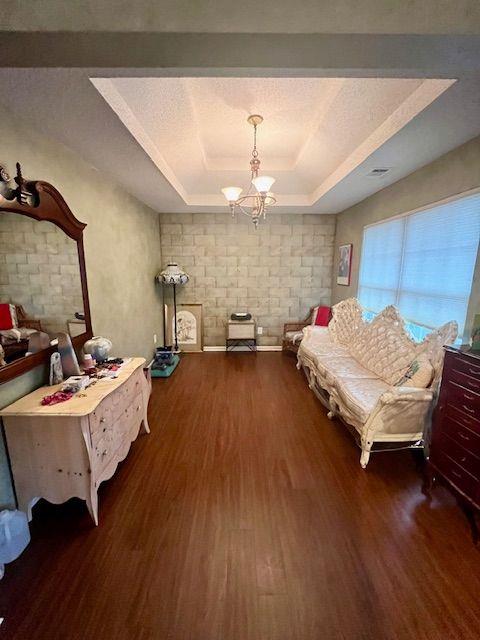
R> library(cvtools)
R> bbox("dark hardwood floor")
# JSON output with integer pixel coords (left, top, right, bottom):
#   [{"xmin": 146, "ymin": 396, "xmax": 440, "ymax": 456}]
[{"xmin": 1, "ymin": 353, "xmax": 480, "ymax": 639}]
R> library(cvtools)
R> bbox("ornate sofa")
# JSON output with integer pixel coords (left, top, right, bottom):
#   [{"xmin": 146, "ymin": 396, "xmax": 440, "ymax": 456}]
[{"xmin": 297, "ymin": 298, "xmax": 457, "ymax": 468}]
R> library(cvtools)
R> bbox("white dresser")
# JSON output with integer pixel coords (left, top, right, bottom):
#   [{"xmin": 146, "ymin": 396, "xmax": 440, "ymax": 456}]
[{"xmin": 0, "ymin": 357, "xmax": 150, "ymax": 525}]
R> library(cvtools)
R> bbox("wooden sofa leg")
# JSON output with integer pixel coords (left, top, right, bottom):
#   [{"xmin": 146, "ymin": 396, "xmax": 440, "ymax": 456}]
[{"xmin": 360, "ymin": 443, "xmax": 372, "ymax": 469}]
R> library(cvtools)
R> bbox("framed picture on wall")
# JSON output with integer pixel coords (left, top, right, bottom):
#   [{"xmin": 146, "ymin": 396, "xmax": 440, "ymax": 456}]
[
  {"xmin": 167, "ymin": 303, "xmax": 203, "ymax": 352},
  {"xmin": 337, "ymin": 244, "xmax": 353, "ymax": 286}
]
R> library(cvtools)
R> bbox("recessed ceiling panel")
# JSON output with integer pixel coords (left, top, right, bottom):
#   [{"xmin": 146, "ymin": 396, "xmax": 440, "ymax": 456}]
[{"xmin": 91, "ymin": 76, "xmax": 455, "ymax": 208}]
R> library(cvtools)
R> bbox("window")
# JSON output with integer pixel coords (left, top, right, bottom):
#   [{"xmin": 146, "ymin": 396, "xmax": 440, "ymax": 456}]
[{"xmin": 358, "ymin": 192, "xmax": 480, "ymax": 341}]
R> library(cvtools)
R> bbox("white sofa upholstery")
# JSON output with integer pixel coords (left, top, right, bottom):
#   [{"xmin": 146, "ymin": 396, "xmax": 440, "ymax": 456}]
[{"xmin": 297, "ymin": 298, "xmax": 458, "ymax": 468}]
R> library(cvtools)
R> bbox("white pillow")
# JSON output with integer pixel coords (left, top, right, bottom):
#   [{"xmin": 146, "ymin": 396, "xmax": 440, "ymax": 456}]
[{"xmin": 395, "ymin": 353, "xmax": 434, "ymax": 388}]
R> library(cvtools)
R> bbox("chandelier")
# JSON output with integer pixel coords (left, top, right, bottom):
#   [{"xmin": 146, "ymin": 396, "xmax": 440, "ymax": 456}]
[{"xmin": 221, "ymin": 114, "xmax": 276, "ymax": 228}]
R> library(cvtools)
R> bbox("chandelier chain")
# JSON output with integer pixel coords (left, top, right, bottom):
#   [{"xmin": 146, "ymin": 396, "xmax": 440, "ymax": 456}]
[{"xmin": 252, "ymin": 123, "xmax": 258, "ymax": 159}]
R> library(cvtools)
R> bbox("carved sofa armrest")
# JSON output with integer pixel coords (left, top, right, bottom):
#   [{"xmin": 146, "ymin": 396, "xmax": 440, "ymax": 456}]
[
  {"xmin": 358, "ymin": 386, "xmax": 436, "ymax": 464},
  {"xmin": 379, "ymin": 386, "xmax": 434, "ymax": 405}
]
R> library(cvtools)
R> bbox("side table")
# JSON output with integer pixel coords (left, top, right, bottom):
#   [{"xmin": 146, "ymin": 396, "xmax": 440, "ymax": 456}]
[{"xmin": 226, "ymin": 319, "xmax": 257, "ymax": 352}]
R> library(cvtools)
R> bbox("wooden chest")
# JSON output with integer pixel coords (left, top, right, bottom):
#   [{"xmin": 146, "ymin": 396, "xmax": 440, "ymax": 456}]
[{"xmin": 426, "ymin": 347, "xmax": 480, "ymax": 540}]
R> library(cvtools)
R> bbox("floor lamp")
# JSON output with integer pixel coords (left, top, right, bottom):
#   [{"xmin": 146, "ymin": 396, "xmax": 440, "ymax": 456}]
[{"xmin": 156, "ymin": 263, "xmax": 190, "ymax": 353}]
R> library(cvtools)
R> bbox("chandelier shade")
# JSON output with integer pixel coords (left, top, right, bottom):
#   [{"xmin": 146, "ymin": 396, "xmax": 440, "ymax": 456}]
[
  {"xmin": 252, "ymin": 175, "xmax": 275, "ymax": 194},
  {"xmin": 220, "ymin": 114, "xmax": 276, "ymax": 228},
  {"xmin": 221, "ymin": 186, "xmax": 243, "ymax": 203}
]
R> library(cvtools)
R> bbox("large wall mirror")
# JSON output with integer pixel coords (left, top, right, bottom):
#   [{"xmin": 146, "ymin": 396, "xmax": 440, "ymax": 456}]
[{"xmin": 0, "ymin": 163, "xmax": 92, "ymax": 384}]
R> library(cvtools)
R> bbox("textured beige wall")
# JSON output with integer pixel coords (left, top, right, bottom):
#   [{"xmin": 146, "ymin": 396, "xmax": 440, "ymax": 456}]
[
  {"xmin": 332, "ymin": 135, "xmax": 480, "ymax": 339},
  {"xmin": 0, "ymin": 101, "xmax": 163, "ymax": 508},
  {"xmin": 0, "ymin": 214, "xmax": 83, "ymax": 336},
  {"xmin": 160, "ymin": 212, "xmax": 335, "ymax": 346}
]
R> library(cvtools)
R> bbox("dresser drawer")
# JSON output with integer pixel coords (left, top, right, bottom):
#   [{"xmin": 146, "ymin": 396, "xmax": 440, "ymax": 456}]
[
  {"xmin": 445, "ymin": 404, "xmax": 480, "ymax": 435},
  {"xmin": 440, "ymin": 413, "xmax": 480, "ymax": 458},
  {"xmin": 117, "ymin": 393, "xmax": 143, "ymax": 441},
  {"xmin": 447, "ymin": 366, "xmax": 480, "ymax": 395},
  {"xmin": 89, "ymin": 400, "xmax": 115, "ymax": 436},
  {"xmin": 91, "ymin": 428, "xmax": 116, "ymax": 476},
  {"xmin": 434, "ymin": 432, "xmax": 480, "ymax": 480},
  {"xmin": 445, "ymin": 353, "xmax": 480, "ymax": 382},
  {"xmin": 445, "ymin": 381, "xmax": 480, "ymax": 415},
  {"xmin": 433, "ymin": 450, "xmax": 480, "ymax": 500},
  {"xmin": 119, "ymin": 369, "xmax": 143, "ymax": 402}
]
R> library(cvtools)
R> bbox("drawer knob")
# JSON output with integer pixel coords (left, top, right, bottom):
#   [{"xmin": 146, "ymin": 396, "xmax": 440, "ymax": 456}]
[
  {"xmin": 459, "ymin": 432, "xmax": 470, "ymax": 442},
  {"xmin": 451, "ymin": 469, "xmax": 462, "ymax": 479},
  {"xmin": 136, "ymin": 405, "xmax": 140, "ymax": 411},
  {"xmin": 100, "ymin": 418, "xmax": 106, "ymax": 423},
  {"xmin": 464, "ymin": 393, "xmax": 476, "ymax": 401},
  {"xmin": 462, "ymin": 404, "xmax": 475, "ymax": 414}
]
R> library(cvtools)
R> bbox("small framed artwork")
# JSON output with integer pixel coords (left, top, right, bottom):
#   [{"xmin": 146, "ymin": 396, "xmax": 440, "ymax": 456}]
[
  {"xmin": 337, "ymin": 243, "xmax": 353, "ymax": 286},
  {"xmin": 167, "ymin": 303, "xmax": 203, "ymax": 352}
]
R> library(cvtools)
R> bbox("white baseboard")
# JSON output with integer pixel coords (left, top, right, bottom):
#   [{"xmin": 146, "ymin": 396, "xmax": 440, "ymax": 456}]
[{"xmin": 203, "ymin": 345, "xmax": 282, "ymax": 352}]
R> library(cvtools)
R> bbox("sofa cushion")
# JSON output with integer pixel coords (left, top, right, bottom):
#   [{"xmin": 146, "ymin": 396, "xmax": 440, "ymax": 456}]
[
  {"xmin": 349, "ymin": 307, "xmax": 417, "ymax": 385},
  {"xmin": 300, "ymin": 327, "xmax": 349, "ymax": 361},
  {"xmin": 315, "ymin": 354, "xmax": 379, "ymax": 386},
  {"xmin": 335, "ymin": 377, "xmax": 390, "ymax": 424}
]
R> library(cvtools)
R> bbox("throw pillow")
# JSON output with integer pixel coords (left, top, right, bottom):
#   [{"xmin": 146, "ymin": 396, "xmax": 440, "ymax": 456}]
[
  {"xmin": 314, "ymin": 306, "xmax": 331, "ymax": 327},
  {"xmin": 395, "ymin": 354, "xmax": 434, "ymax": 388},
  {"xmin": 0, "ymin": 303, "xmax": 15, "ymax": 330}
]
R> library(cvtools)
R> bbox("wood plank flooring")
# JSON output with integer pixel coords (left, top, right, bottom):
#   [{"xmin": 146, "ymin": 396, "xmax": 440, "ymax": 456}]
[{"xmin": 1, "ymin": 352, "xmax": 480, "ymax": 639}]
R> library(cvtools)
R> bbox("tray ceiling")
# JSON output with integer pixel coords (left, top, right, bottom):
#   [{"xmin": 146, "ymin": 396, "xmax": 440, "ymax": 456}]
[{"xmin": 92, "ymin": 76, "xmax": 454, "ymax": 208}]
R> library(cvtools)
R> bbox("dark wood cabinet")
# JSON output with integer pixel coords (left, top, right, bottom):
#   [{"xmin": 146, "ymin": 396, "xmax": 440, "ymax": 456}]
[{"xmin": 426, "ymin": 347, "xmax": 480, "ymax": 542}]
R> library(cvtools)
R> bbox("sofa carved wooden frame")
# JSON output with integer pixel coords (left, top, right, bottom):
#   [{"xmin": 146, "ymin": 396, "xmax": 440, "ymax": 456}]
[
  {"xmin": 297, "ymin": 298, "xmax": 458, "ymax": 468},
  {"xmin": 0, "ymin": 163, "xmax": 92, "ymax": 384}
]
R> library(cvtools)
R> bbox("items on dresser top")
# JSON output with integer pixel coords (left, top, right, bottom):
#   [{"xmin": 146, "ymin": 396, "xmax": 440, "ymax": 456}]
[
  {"xmin": 0, "ymin": 357, "xmax": 151, "ymax": 526},
  {"xmin": 425, "ymin": 346, "xmax": 480, "ymax": 542},
  {"xmin": 83, "ymin": 335, "xmax": 113, "ymax": 363},
  {"xmin": 41, "ymin": 390, "xmax": 74, "ymax": 406}
]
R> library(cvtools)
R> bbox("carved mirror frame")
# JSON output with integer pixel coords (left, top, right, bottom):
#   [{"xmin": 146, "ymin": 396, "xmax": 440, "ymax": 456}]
[{"xmin": 0, "ymin": 165, "xmax": 92, "ymax": 384}]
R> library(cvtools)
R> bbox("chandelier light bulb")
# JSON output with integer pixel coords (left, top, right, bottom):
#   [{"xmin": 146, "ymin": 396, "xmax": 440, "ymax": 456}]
[
  {"xmin": 221, "ymin": 186, "xmax": 242, "ymax": 202},
  {"xmin": 252, "ymin": 175, "xmax": 275, "ymax": 194}
]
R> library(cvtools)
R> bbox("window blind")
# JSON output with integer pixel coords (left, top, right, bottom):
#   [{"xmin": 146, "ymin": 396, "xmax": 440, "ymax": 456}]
[{"xmin": 358, "ymin": 192, "xmax": 480, "ymax": 338}]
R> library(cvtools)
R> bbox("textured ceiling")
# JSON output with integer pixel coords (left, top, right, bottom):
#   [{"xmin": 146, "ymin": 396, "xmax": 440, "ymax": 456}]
[{"xmin": 92, "ymin": 77, "xmax": 454, "ymax": 207}]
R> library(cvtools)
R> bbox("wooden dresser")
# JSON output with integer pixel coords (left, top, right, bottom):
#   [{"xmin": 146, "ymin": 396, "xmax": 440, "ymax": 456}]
[
  {"xmin": 426, "ymin": 347, "xmax": 480, "ymax": 541},
  {"xmin": 0, "ymin": 358, "xmax": 150, "ymax": 525}
]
